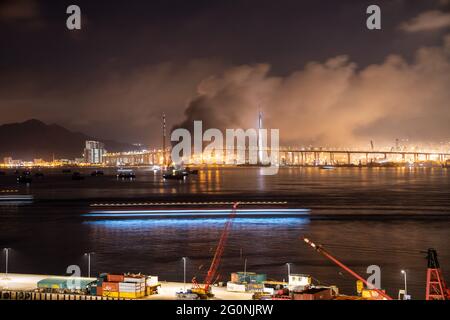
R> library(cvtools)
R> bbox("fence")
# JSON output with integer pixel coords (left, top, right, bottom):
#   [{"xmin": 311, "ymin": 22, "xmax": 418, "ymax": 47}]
[{"xmin": 0, "ymin": 290, "xmax": 127, "ymax": 300}]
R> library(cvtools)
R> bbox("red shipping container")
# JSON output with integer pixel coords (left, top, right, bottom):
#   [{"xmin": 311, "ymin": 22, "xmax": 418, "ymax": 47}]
[
  {"xmin": 107, "ymin": 274, "xmax": 124, "ymax": 282},
  {"xmin": 96, "ymin": 286, "xmax": 103, "ymax": 296},
  {"xmin": 102, "ymin": 282, "xmax": 119, "ymax": 292}
]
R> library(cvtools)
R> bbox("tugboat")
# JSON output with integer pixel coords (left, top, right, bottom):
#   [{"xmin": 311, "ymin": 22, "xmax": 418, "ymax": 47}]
[{"xmin": 162, "ymin": 168, "xmax": 188, "ymax": 180}]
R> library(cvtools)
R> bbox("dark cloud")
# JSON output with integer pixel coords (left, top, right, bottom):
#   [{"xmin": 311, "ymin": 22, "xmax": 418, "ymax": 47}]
[
  {"xmin": 0, "ymin": 59, "xmax": 226, "ymax": 145},
  {"xmin": 0, "ymin": 0, "xmax": 42, "ymax": 26}
]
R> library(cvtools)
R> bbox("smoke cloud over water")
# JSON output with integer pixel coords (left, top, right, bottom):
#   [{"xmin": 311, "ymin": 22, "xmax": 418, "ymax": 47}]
[{"xmin": 176, "ymin": 35, "xmax": 450, "ymax": 148}]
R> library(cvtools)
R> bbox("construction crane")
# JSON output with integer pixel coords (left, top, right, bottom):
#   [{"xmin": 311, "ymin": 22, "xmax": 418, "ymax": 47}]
[
  {"xmin": 426, "ymin": 248, "xmax": 450, "ymax": 300},
  {"xmin": 303, "ymin": 237, "xmax": 393, "ymax": 300},
  {"xmin": 191, "ymin": 202, "xmax": 240, "ymax": 299}
]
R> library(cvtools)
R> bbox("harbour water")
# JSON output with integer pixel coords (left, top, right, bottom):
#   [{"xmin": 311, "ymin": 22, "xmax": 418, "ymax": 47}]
[{"xmin": 1, "ymin": 167, "xmax": 449, "ymax": 299}]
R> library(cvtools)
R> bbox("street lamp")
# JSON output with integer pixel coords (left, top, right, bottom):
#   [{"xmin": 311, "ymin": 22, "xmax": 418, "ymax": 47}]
[
  {"xmin": 401, "ymin": 270, "xmax": 407, "ymax": 299},
  {"xmin": 3, "ymin": 248, "xmax": 11, "ymax": 279},
  {"xmin": 182, "ymin": 257, "xmax": 187, "ymax": 292},
  {"xmin": 84, "ymin": 252, "xmax": 95, "ymax": 278},
  {"xmin": 286, "ymin": 263, "xmax": 292, "ymax": 279}
]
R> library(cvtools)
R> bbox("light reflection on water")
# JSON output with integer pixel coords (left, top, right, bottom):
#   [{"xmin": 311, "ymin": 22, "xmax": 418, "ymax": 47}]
[{"xmin": 84, "ymin": 217, "xmax": 310, "ymax": 229}]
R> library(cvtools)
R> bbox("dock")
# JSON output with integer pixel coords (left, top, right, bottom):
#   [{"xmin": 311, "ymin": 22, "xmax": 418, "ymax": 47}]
[{"xmin": 0, "ymin": 273, "xmax": 253, "ymax": 300}]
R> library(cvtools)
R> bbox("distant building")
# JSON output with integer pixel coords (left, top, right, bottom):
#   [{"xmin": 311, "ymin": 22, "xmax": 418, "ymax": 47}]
[
  {"xmin": 33, "ymin": 159, "xmax": 45, "ymax": 165},
  {"xmin": 3, "ymin": 157, "xmax": 12, "ymax": 165},
  {"xmin": 74, "ymin": 157, "xmax": 85, "ymax": 164},
  {"xmin": 84, "ymin": 141, "xmax": 106, "ymax": 164}
]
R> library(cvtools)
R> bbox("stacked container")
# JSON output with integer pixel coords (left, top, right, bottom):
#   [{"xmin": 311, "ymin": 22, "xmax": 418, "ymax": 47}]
[
  {"xmin": 98, "ymin": 274, "xmax": 146, "ymax": 299},
  {"xmin": 227, "ymin": 272, "xmax": 267, "ymax": 293},
  {"xmin": 230, "ymin": 272, "xmax": 267, "ymax": 284}
]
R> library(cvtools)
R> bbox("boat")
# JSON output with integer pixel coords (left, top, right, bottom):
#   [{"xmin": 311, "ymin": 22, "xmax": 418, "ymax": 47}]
[
  {"xmin": 117, "ymin": 169, "xmax": 136, "ymax": 180},
  {"xmin": 162, "ymin": 172, "xmax": 187, "ymax": 180},
  {"xmin": 17, "ymin": 175, "xmax": 32, "ymax": 184},
  {"xmin": 91, "ymin": 170, "xmax": 104, "ymax": 176},
  {"xmin": 84, "ymin": 205, "xmax": 311, "ymax": 219},
  {"xmin": 319, "ymin": 165, "xmax": 335, "ymax": 170},
  {"xmin": 0, "ymin": 194, "xmax": 34, "ymax": 203},
  {"xmin": 162, "ymin": 168, "xmax": 188, "ymax": 180}
]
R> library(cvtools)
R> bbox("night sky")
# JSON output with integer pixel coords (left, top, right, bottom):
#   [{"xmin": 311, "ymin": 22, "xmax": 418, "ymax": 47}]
[{"xmin": 1, "ymin": 0, "xmax": 449, "ymax": 147}]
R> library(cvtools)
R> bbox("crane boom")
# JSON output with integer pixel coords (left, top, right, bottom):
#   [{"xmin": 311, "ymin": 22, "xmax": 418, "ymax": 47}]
[
  {"xmin": 192, "ymin": 202, "xmax": 239, "ymax": 296},
  {"xmin": 303, "ymin": 237, "xmax": 393, "ymax": 300}
]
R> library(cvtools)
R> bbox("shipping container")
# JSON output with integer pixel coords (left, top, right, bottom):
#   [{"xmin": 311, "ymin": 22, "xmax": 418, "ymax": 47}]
[
  {"xmin": 96, "ymin": 286, "xmax": 103, "ymax": 296},
  {"xmin": 119, "ymin": 283, "xmax": 144, "ymax": 289},
  {"xmin": 255, "ymin": 274, "xmax": 267, "ymax": 283},
  {"xmin": 37, "ymin": 277, "xmax": 96, "ymax": 291},
  {"xmin": 119, "ymin": 282, "xmax": 141, "ymax": 287},
  {"xmin": 107, "ymin": 274, "xmax": 125, "ymax": 282},
  {"xmin": 146, "ymin": 276, "xmax": 158, "ymax": 286},
  {"xmin": 230, "ymin": 272, "xmax": 266, "ymax": 284},
  {"xmin": 288, "ymin": 274, "xmax": 311, "ymax": 287},
  {"xmin": 118, "ymin": 287, "xmax": 144, "ymax": 293},
  {"xmin": 102, "ymin": 282, "xmax": 119, "ymax": 292},
  {"xmin": 124, "ymin": 276, "xmax": 145, "ymax": 283},
  {"xmin": 227, "ymin": 282, "xmax": 247, "ymax": 292},
  {"xmin": 103, "ymin": 291, "xmax": 145, "ymax": 299},
  {"xmin": 293, "ymin": 288, "xmax": 335, "ymax": 300}
]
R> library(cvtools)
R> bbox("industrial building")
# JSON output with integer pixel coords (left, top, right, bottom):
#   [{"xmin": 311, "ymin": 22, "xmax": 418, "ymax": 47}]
[{"xmin": 84, "ymin": 141, "xmax": 106, "ymax": 164}]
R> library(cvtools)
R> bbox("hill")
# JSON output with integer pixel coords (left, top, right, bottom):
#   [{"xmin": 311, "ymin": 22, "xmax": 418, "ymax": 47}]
[{"xmin": 0, "ymin": 119, "xmax": 139, "ymax": 160}]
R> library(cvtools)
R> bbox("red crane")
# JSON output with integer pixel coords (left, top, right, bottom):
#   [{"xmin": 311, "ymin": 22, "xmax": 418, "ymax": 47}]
[
  {"xmin": 426, "ymin": 248, "xmax": 449, "ymax": 300},
  {"xmin": 303, "ymin": 237, "xmax": 393, "ymax": 300},
  {"xmin": 192, "ymin": 202, "xmax": 239, "ymax": 298}
]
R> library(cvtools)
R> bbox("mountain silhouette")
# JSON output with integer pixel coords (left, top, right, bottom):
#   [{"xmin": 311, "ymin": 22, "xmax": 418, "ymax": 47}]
[{"xmin": 0, "ymin": 119, "xmax": 139, "ymax": 161}]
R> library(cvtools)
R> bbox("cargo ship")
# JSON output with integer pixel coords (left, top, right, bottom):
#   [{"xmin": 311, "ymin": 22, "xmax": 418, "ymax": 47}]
[{"xmin": 84, "ymin": 201, "xmax": 310, "ymax": 219}]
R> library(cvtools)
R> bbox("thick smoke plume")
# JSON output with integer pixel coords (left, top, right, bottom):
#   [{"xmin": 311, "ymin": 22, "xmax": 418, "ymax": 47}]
[{"xmin": 175, "ymin": 35, "xmax": 450, "ymax": 147}]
